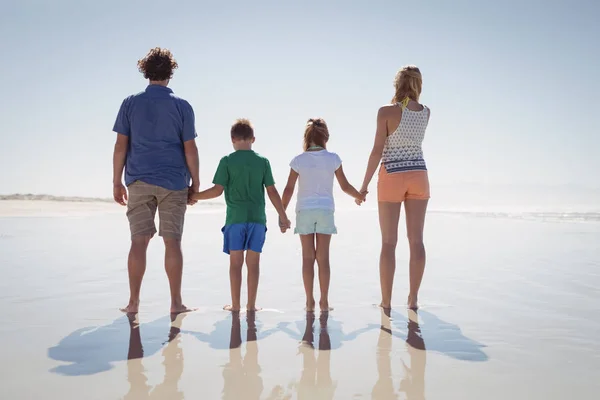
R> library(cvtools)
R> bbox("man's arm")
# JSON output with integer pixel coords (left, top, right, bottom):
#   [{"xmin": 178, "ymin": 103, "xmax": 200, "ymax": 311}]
[
  {"xmin": 281, "ymin": 168, "xmax": 299, "ymax": 211},
  {"xmin": 112, "ymin": 133, "xmax": 129, "ymax": 205},
  {"xmin": 266, "ymin": 185, "xmax": 291, "ymax": 232},
  {"xmin": 184, "ymin": 140, "xmax": 200, "ymax": 191},
  {"xmin": 190, "ymin": 184, "xmax": 223, "ymax": 201}
]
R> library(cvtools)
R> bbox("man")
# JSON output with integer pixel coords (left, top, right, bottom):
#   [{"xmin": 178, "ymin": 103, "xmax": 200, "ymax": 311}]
[{"xmin": 112, "ymin": 47, "xmax": 199, "ymax": 314}]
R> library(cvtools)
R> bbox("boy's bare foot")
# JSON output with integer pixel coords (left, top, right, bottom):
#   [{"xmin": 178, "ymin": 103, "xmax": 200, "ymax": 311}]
[
  {"xmin": 120, "ymin": 301, "xmax": 140, "ymax": 314},
  {"xmin": 319, "ymin": 300, "xmax": 333, "ymax": 312},
  {"xmin": 407, "ymin": 295, "xmax": 419, "ymax": 310},
  {"xmin": 223, "ymin": 304, "xmax": 241, "ymax": 312},
  {"xmin": 170, "ymin": 304, "xmax": 197, "ymax": 314}
]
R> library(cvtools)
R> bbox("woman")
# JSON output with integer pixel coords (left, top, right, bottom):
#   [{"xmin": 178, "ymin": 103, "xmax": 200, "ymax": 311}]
[{"xmin": 359, "ymin": 65, "xmax": 431, "ymax": 310}]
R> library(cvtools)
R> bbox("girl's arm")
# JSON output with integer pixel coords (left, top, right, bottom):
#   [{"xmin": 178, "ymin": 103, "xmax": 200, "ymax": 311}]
[
  {"xmin": 335, "ymin": 165, "xmax": 366, "ymax": 202},
  {"xmin": 281, "ymin": 168, "xmax": 299, "ymax": 211},
  {"xmin": 190, "ymin": 184, "xmax": 224, "ymax": 201},
  {"xmin": 360, "ymin": 106, "xmax": 389, "ymax": 193}
]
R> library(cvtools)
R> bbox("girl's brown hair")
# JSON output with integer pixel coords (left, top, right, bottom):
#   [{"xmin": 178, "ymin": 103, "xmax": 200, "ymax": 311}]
[
  {"xmin": 303, "ymin": 118, "xmax": 329, "ymax": 151},
  {"xmin": 391, "ymin": 65, "xmax": 422, "ymax": 104}
]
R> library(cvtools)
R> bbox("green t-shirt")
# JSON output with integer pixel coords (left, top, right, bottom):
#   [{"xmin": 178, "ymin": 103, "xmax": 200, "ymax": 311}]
[{"xmin": 213, "ymin": 150, "xmax": 275, "ymax": 226}]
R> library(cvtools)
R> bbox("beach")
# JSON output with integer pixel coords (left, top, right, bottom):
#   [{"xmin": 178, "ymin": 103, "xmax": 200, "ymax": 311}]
[{"xmin": 1, "ymin": 200, "xmax": 599, "ymax": 399}]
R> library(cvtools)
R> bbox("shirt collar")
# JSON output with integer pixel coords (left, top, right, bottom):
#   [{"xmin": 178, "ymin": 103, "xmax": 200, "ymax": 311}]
[{"xmin": 146, "ymin": 84, "xmax": 173, "ymax": 93}]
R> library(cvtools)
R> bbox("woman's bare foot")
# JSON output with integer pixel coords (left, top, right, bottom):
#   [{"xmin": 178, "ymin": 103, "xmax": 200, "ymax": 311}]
[
  {"xmin": 319, "ymin": 300, "xmax": 333, "ymax": 312},
  {"xmin": 171, "ymin": 304, "xmax": 197, "ymax": 314},
  {"xmin": 223, "ymin": 304, "xmax": 241, "ymax": 312},
  {"xmin": 120, "ymin": 301, "xmax": 139, "ymax": 314},
  {"xmin": 407, "ymin": 295, "xmax": 419, "ymax": 310}
]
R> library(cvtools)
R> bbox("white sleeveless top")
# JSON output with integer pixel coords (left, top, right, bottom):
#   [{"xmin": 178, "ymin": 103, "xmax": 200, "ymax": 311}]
[{"xmin": 381, "ymin": 103, "xmax": 429, "ymax": 173}]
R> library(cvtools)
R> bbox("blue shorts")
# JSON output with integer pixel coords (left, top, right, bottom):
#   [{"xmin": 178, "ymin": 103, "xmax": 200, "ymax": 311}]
[
  {"xmin": 295, "ymin": 209, "xmax": 337, "ymax": 235},
  {"xmin": 222, "ymin": 223, "xmax": 267, "ymax": 254}
]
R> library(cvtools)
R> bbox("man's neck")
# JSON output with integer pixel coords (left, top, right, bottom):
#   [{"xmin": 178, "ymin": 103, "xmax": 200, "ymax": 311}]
[{"xmin": 149, "ymin": 80, "xmax": 169, "ymax": 87}]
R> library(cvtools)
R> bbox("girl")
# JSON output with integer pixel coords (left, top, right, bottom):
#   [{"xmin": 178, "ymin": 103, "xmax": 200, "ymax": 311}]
[
  {"xmin": 282, "ymin": 118, "xmax": 365, "ymax": 312},
  {"xmin": 358, "ymin": 65, "xmax": 431, "ymax": 310}
]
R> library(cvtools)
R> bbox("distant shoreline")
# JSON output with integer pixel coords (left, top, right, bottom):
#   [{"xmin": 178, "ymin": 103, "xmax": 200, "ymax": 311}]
[{"xmin": 0, "ymin": 194, "xmax": 224, "ymax": 206}]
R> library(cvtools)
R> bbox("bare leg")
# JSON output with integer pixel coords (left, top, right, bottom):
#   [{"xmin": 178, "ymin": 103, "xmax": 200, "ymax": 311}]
[
  {"xmin": 404, "ymin": 199, "xmax": 428, "ymax": 310},
  {"xmin": 315, "ymin": 234, "xmax": 333, "ymax": 311},
  {"xmin": 300, "ymin": 234, "xmax": 317, "ymax": 312},
  {"xmin": 121, "ymin": 235, "xmax": 151, "ymax": 313},
  {"xmin": 378, "ymin": 202, "xmax": 402, "ymax": 310},
  {"xmin": 246, "ymin": 251, "xmax": 261, "ymax": 311},
  {"xmin": 164, "ymin": 237, "xmax": 193, "ymax": 313},
  {"xmin": 224, "ymin": 251, "xmax": 244, "ymax": 312}
]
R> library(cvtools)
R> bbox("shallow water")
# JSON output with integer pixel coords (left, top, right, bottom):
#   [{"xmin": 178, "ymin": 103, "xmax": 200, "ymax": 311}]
[{"xmin": 1, "ymin": 204, "xmax": 599, "ymax": 399}]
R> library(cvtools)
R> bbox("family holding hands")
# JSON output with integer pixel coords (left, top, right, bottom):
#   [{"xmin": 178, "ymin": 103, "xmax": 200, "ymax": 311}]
[{"xmin": 112, "ymin": 48, "xmax": 430, "ymax": 317}]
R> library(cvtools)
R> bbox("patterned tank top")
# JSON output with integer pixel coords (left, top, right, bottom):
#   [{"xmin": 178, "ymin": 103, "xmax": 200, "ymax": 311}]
[{"xmin": 381, "ymin": 102, "xmax": 429, "ymax": 173}]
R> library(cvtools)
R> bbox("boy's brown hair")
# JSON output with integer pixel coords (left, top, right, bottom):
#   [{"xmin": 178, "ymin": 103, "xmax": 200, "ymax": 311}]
[
  {"xmin": 231, "ymin": 118, "xmax": 254, "ymax": 140},
  {"xmin": 137, "ymin": 47, "xmax": 178, "ymax": 81}
]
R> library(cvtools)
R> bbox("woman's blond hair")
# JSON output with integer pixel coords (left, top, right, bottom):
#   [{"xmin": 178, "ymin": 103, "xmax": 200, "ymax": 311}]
[
  {"xmin": 303, "ymin": 118, "xmax": 329, "ymax": 151},
  {"xmin": 392, "ymin": 65, "xmax": 422, "ymax": 104}
]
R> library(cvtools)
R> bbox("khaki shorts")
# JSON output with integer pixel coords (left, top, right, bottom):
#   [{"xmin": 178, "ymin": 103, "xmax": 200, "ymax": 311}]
[{"xmin": 126, "ymin": 181, "xmax": 188, "ymax": 240}]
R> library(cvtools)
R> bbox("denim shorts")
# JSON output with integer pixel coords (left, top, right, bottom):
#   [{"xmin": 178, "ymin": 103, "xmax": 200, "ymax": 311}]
[
  {"xmin": 222, "ymin": 223, "xmax": 267, "ymax": 254},
  {"xmin": 295, "ymin": 209, "xmax": 337, "ymax": 235}
]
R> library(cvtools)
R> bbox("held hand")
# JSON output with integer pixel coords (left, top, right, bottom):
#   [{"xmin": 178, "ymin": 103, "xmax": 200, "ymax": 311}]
[
  {"xmin": 188, "ymin": 182, "xmax": 200, "ymax": 206},
  {"xmin": 355, "ymin": 190, "xmax": 368, "ymax": 206},
  {"xmin": 113, "ymin": 183, "xmax": 128, "ymax": 206},
  {"xmin": 279, "ymin": 215, "xmax": 292, "ymax": 233}
]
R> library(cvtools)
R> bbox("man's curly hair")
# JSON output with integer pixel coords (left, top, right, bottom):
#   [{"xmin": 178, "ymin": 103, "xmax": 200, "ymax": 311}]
[{"xmin": 137, "ymin": 47, "xmax": 178, "ymax": 81}]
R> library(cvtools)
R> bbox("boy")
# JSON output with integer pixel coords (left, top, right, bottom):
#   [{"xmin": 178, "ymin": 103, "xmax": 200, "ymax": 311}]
[{"xmin": 191, "ymin": 119, "xmax": 291, "ymax": 312}]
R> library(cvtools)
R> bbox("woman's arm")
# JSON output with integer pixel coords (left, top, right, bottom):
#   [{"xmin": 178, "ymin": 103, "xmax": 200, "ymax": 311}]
[
  {"xmin": 281, "ymin": 168, "xmax": 299, "ymax": 211},
  {"xmin": 335, "ymin": 165, "xmax": 365, "ymax": 202},
  {"xmin": 360, "ymin": 106, "xmax": 389, "ymax": 193}
]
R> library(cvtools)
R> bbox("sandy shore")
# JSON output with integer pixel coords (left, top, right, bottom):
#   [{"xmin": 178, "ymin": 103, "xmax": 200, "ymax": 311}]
[{"xmin": 1, "ymin": 205, "xmax": 599, "ymax": 399}]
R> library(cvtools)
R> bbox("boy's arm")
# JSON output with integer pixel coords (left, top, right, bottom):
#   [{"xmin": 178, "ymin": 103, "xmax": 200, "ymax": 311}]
[
  {"xmin": 281, "ymin": 168, "xmax": 299, "ymax": 211},
  {"xmin": 266, "ymin": 185, "xmax": 291, "ymax": 232},
  {"xmin": 190, "ymin": 184, "xmax": 224, "ymax": 201},
  {"xmin": 335, "ymin": 165, "xmax": 366, "ymax": 203}
]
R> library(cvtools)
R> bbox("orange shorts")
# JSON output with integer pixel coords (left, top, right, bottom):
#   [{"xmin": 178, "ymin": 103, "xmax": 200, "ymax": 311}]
[{"xmin": 377, "ymin": 166, "xmax": 430, "ymax": 203}]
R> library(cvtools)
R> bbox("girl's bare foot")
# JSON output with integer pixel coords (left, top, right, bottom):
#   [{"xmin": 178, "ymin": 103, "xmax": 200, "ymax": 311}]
[
  {"xmin": 120, "ymin": 301, "xmax": 139, "ymax": 314},
  {"xmin": 407, "ymin": 295, "xmax": 419, "ymax": 310},
  {"xmin": 319, "ymin": 300, "xmax": 333, "ymax": 312},
  {"xmin": 171, "ymin": 304, "xmax": 197, "ymax": 314},
  {"xmin": 305, "ymin": 299, "xmax": 316, "ymax": 312},
  {"xmin": 246, "ymin": 306, "xmax": 263, "ymax": 312},
  {"xmin": 223, "ymin": 304, "xmax": 241, "ymax": 312}
]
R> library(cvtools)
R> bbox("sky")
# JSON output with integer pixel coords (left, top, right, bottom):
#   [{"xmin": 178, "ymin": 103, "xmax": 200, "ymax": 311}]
[{"xmin": 1, "ymin": 0, "xmax": 599, "ymax": 208}]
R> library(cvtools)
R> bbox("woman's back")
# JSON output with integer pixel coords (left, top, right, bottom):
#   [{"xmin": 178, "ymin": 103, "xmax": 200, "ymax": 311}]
[{"xmin": 381, "ymin": 100, "xmax": 429, "ymax": 173}]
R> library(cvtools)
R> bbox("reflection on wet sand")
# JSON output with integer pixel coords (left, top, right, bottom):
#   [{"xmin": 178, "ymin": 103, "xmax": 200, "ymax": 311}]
[
  {"xmin": 295, "ymin": 312, "xmax": 337, "ymax": 400},
  {"xmin": 373, "ymin": 309, "xmax": 426, "ymax": 400},
  {"xmin": 124, "ymin": 313, "xmax": 186, "ymax": 400},
  {"xmin": 222, "ymin": 312, "xmax": 264, "ymax": 400}
]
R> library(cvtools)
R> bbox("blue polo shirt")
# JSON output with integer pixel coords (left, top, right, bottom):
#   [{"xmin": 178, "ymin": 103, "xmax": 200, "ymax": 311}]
[{"xmin": 112, "ymin": 85, "xmax": 197, "ymax": 191}]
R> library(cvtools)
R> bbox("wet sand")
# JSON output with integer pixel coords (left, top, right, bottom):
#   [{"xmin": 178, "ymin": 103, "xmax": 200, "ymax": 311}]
[{"xmin": 1, "ymin": 202, "xmax": 599, "ymax": 399}]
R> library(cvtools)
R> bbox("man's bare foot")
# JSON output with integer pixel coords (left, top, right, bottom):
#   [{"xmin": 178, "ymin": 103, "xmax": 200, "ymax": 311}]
[
  {"xmin": 170, "ymin": 304, "xmax": 197, "ymax": 314},
  {"xmin": 223, "ymin": 304, "xmax": 241, "ymax": 312},
  {"xmin": 407, "ymin": 295, "xmax": 419, "ymax": 310},
  {"xmin": 319, "ymin": 301, "xmax": 333, "ymax": 312},
  {"xmin": 378, "ymin": 303, "xmax": 392, "ymax": 318},
  {"xmin": 120, "ymin": 302, "xmax": 139, "ymax": 314}
]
